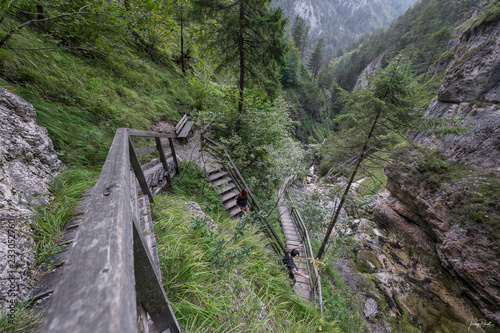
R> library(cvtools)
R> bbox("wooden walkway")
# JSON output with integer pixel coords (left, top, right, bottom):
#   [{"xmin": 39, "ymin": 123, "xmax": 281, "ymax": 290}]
[{"xmin": 279, "ymin": 205, "xmax": 312, "ymax": 300}]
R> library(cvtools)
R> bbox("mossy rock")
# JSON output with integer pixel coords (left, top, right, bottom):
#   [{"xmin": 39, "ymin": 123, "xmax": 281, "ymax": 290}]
[{"xmin": 356, "ymin": 250, "xmax": 383, "ymax": 273}]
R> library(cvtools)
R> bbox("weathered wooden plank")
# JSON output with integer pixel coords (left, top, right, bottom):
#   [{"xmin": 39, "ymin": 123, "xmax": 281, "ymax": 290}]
[
  {"xmin": 127, "ymin": 129, "xmax": 176, "ymax": 138},
  {"xmin": 129, "ymin": 138, "xmax": 154, "ymax": 202},
  {"xmin": 168, "ymin": 138, "xmax": 180, "ymax": 174},
  {"xmin": 151, "ymin": 171, "xmax": 161, "ymax": 187},
  {"xmin": 175, "ymin": 114, "xmax": 187, "ymax": 133},
  {"xmin": 177, "ymin": 120, "xmax": 194, "ymax": 138},
  {"xmin": 41, "ymin": 128, "xmax": 137, "ymax": 333},
  {"xmin": 133, "ymin": 218, "xmax": 181, "ymax": 333}
]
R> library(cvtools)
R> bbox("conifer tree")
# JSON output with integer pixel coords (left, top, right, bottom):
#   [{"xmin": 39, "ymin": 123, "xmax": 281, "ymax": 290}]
[
  {"xmin": 309, "ymin": 38, "xmax": 324, "ymax": 80},
  {"xmin": 193, "ymin": 0, "xmax": 288, "ymax": 119},
  {"xmin": 291, "ymin": 15, "xmax": 309, "ymax": 60},
  {"xmin": 316, "ymin": 59, "xmax": 468, "ymax": 260}
]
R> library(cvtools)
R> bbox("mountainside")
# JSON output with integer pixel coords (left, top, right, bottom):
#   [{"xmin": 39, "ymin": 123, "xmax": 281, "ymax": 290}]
[
  {"xmin": 274, "ymin": 0, "xmax": 417, "ymax": 57},
  {"xmin": 373, "ymin": 6, "xmax": 500, "ymax": 327}
]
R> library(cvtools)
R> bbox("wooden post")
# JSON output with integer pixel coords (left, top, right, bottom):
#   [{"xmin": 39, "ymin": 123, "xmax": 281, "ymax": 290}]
[
  {"xmin": 129, "ymin": 138, "xmax": 154, "ymax": 202},
  {"xmin": 168, "ymin": 137, "xmax": 180, "ymax": 174},
  {"xmin": 155, "ymin": 137, "xmax": 172, "ymax": 184}
]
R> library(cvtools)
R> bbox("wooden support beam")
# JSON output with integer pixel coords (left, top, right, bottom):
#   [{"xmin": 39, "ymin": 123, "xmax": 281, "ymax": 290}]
[
  {"xmin": 168, "ymin": 138, "xmax": 180, "ymax": 174},
  {"xmin": 127, "ymin": 129, "xmax": 176, "ymax": 138},
  {"xmin": 129, "ymin": 138, "xmax": 154, "ymax": 202},
  {"xmin": 156, "ymin": 138, "xmax": 168, "ymax": 168},
  {"xmin": 132, "ymin": 218, "xmax": 181, "ymax": 333}
]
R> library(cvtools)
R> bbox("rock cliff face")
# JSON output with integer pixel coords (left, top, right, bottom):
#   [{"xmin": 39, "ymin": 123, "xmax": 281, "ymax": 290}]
[
  {"xmin": 374, "ymin": 15, "xmax": 500, "ymax": 326},
  {"xmin": 0, "ymin": 87, "xmax": 62, "ymax": 307},
  {"xmin": 410, "ymin": 16, "xmax": 500, "ymax": 170}
]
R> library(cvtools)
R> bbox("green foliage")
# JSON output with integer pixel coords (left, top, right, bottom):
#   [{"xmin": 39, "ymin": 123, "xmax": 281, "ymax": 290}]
[
  {"xmin": 193, "ymin": 75, "xmax": 303, "ymax": 199},
  {"xmin": 172, "ymin": 161, "xmax": 223, "ymax": 214},
  {"xmin": 31, "ymin": 167, "xmax": 97, "ymax": 267},
  {"xmin": 321, "ymin": 0, "xmax": 477, "ymax": 92},
  {"xmin": 193, "ymin": 0, "xmax": 288, "ymax": 111},
  {"xmin": 0, "ymin": 16, "xmax": 193, "ymax": 166},
  {"xmin": 0, "ymin": 0, "xmax": 127, "ymax": 51},
  {"xmin": 308, "ymin": 38, "xmax": 324, "ymax": 79},
  {"xmin": 319, "ymin": 246, "xmax": 369, "ymax": 333},
  {"xmin": 291, "ymin": 15, "xmax": 309, "ymax": 60}
]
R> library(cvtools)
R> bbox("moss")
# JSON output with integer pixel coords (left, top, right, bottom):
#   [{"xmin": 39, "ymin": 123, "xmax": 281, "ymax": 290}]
[{"xmin": 355, "ymin": 250, "xmax": 383, "ymax": 273}]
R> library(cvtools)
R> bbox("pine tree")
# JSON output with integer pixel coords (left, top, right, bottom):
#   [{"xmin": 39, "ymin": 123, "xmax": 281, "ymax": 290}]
[
  {"xmin": 308, "ymin": 39, "xmax": 324, "ymax": 80},
  {"xmin": 193, "ymin": 0, "xmax": 288, "ymax": 120},
  {"xmin": 291, "ymin": 15, "xmax": 309, "ymax": 60},
  {"xmin": 316, "ymin": 59, "xmax": 468, "ymax": 260}
]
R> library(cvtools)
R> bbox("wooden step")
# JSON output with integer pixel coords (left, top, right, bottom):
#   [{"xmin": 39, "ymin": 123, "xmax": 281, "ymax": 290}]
[
  {"xmin": 218, "ymin": 184, "xmax": 236, "ymax": 195},
  {"xmin": 228, "ymin": 206, "xmax": 242, "ymax": 218},
  {"xmin": 221, "ymin": 191, "xmax": 238, "ymax": 203},
  {"xmin": 207, "ymin": 171, "xmax": 228, "ymax": 182},
  {"xmin": 224, "ymin": 200, "xmax": 238, "ymax": 211},
  {"xmin": 212, "ymin": 177, "xmax": 232, "ymax": 187}
]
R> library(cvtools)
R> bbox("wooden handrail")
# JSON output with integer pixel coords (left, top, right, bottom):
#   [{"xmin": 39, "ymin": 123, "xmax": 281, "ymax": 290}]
[
  {"xmin": 201, "ymin": 135, "xmax": 286, "ymax": 254},
  {"xmin": 41, "ymin": 128, "xmax": 182, "ymax": 333}
]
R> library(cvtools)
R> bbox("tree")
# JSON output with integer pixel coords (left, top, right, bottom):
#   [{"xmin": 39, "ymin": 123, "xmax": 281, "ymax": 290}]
[
  {"xmin": 280, "ymin": 39, "xmax": 301, "ymax": 88},
  {"xmin": 291, "ymin": 15, "xmax": 309, "ymax": 60},
  {"xmin": 309, "ymin": 38, "xmax": 324, "ymax": 80},
  {"xmin": 193, "ymin": 0, "xmax": 288, "ymax": 120},
  {"xmin": 316, "ymin": 59, "xmax": 468, "ymax": 260}
]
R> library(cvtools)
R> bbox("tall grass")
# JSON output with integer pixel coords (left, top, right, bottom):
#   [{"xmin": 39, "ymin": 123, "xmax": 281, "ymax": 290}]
[
  {"xmin": 0, "ymin": 302, "xmax": 42, "ymax": 333},
  {"xmin": 153, "ymin": 194, "xmax": 337, "ymax": 332},
  {"xmin": 0, "ymin": 16, "xmax": 194, "ymax": 167},
  {"xmin": 31, "ymin": 167, "xmax": 98, "ymax": 267},
  {"xmin": 152, "ymin": 163, "xmax": 340, "ymax": 332}
]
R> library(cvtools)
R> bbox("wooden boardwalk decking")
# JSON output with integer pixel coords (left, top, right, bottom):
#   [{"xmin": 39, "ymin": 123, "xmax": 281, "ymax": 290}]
[{"xmin": 279, "ymin": 205, "xmax": 312, "ymax": 300}]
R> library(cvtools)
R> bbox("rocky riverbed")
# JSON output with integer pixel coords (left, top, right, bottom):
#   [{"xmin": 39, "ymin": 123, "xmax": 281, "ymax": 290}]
[{"xmin": 290, "ymin": 167, "xmax": 495, "ymax": 333}]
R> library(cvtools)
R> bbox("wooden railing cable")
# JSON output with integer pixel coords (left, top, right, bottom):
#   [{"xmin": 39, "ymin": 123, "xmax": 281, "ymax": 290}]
[{"xmin": 41, "ymin": 128, "xmax": 182, "ymax": 333}]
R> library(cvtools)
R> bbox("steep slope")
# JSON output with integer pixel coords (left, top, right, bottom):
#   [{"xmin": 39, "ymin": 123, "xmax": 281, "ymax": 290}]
[{"xmin": 374, "ymin": 8, "xmax": 500, "ymax": 327}]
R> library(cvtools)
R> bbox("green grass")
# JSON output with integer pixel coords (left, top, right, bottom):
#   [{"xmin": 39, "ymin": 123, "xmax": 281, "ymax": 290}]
[
  {"xmin": 151, "ymin": 163, "xmax": 342, "ymax": 332},
  {"xmin": 31, "ymin": 167, "xmax": 98, "ymax": 267},
  {"xmin": 153, "ymin": 193, "xmax": 335, "ymax": 332},
  {"xmin": 0, "ymin": 302, "xmax": 42, "ymax": 333},
  {"xmin": 0, "ymin": 15, "xmax": 194, "ymax": 168}
]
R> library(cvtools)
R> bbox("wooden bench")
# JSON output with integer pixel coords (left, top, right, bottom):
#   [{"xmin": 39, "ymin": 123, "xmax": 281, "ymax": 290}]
[{"xmin": 175, "ymin": 114, "xmax": 194, "ymax": 142}]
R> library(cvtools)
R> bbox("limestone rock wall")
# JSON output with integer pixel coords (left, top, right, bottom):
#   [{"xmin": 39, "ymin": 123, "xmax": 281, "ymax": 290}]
[
  {"xmin": 374, "ymin": 13, "xmax": 500, "ymax": 327},
  {"xmin": 409, "ymin": 17, "xmax": 500, "ymax": 170},
  {"xmin": 0, "ymin": 87, "xmax": 62, "ymax": 307}
]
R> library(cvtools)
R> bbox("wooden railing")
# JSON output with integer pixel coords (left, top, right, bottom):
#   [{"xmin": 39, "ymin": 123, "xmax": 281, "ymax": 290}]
[
  {"xmin": 41, "ymin": 128, "xmax": 182, "ymax": 333},
  {"xmin": 201, "ymin": 134, "xmax": 286, "ymax": 255}
]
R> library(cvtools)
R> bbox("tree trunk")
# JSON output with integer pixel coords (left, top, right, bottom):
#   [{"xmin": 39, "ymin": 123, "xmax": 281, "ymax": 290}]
[
  {"xmin": 36, "ymin": 3, "xmax": 45, "ymax": 29},
  {"xmin": 180, "ymin": 1, "xmax": 185, "ymax": 74},
  {"xmin": 316, "ymin": 109, "xmax": 381, "ymax": 260},
  {"xmin": 237, "ymin": 0, "xmax": 245, "ymax": 131}
]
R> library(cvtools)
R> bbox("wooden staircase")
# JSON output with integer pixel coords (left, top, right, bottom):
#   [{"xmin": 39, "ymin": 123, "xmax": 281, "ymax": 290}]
[
  {"xmin": 277, "ymin": 175, "xmax": 323, "ymax": 312},
  {"xmin": 206, "ymin": 167, "xmax": 241, "ymax": 218}
]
